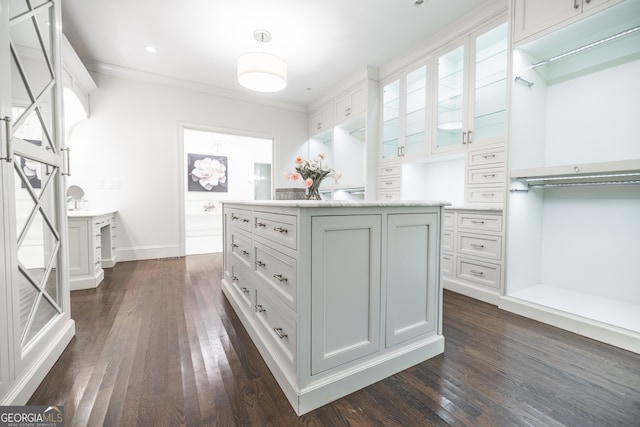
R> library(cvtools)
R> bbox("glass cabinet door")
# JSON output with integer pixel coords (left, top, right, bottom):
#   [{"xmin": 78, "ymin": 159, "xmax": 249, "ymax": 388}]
[
  {"xmin": 435, "ymin": 44, "xmax": 466, "ymax": 151},
  {"xmin": 381, "ymin": 79, "xmax": 400, "ymax": 158},
  {"xmin": 472, "ymin": 22, "xmax": 508, "ymax": 144},
  {"xmin": 404, "ymin": 64, "xmax": 427, "ymax": 157}
]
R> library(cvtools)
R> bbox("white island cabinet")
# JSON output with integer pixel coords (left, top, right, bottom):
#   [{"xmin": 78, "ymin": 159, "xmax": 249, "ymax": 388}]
[{"xmin": 221, "ymin": 200, "xmax": 446, "ymax": 415}]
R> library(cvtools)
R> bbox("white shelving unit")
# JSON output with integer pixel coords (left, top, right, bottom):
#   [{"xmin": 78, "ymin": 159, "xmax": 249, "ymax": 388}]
[{"xmin": 504, "ymin": 0, "xmax": 640, "ymax": 353}]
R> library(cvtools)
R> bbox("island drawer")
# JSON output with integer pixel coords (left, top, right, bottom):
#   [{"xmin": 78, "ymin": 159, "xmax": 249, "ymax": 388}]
[
  {"xmin": 230, "ymin": 261, "xmax": 252, "ymax": 309},
  {"xmin": 442, "ymin": 229, "xmax": 454, "ymax": 252},
  {"xmin": 254, "ymin": 211, "xmax": 297, "ymax": 250},
  {"xmin": 253, "ymin": 241, "xmax": 297, "ymax": 311},
  {"xmin": 229, "ymin": 208, "xmax": 252, "ymax": 232},
  {"xmin": 229, "ymin": 231, "xmax": 252, "ymax": 270},
  {"xmin": 254, "ymin": 289, "xmax": 297, "ymax": 371}
]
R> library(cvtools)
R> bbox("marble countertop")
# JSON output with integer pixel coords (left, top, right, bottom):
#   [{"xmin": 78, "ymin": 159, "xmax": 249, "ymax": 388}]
[
  {"xmin": 445, "ymin": 205, "xmax": 503, "ymax": 212},
  {"xmin": 67, "ymin": 209, "xmax": 117, "ymax": 217},
  {"xmin": 223, "ymin": 200, "xmax": 450, "ymax": 208}
]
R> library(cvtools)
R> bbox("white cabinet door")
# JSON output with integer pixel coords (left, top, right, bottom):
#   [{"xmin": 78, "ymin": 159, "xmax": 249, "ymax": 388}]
[
  {"xmin": 513, "ymin": 0, "xmax": 580, "ymax": 43},
  {"xmin": 309, "ymin": 103, "xmax": 333, "ymax": 136},
  {"xmin": 386, "ymin": 213, "xmax": 439, "ymax": 347},
  {"xmin": 310, "ymin": 215, "xmax": 381, "ymax": 375},
  {"xmin": 334, "ymin": 84, "xmax": 365, "ymax": 124},
  {"xmin": 434, "ymin": 20, "xmax": 508, "ymax": 154},
  {"xmin": 513, "ymin": 0, "xmax": 616, "ymax": 43}
]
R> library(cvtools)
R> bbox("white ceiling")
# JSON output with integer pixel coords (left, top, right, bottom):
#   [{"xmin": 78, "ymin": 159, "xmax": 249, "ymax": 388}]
[{"xmin": 61, "ymin": 0, "xmax": 496, "ymax": 109}]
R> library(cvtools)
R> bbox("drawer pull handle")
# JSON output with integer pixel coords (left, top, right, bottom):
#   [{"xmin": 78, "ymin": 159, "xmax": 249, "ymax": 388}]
[
  {"xmin": 385, "ymin": 181, "xmax": 393, "ymax": 185},
  {"xmin": 273, "ymin": 274, "xmax": 288, "ymax": 282},
  {"xmin": 241, "ymin": 250, "xmax": 250, "ymax": 256},
  {"xmin": 231, "ymin": 215, "xmax": 239, "ymax": 221},
  {"xmin": 255, "ymin": 260, "xmax": 266, "ymax": 267},
  {"xmin": 273, "ymin": 327, "xmax": 288, "ymax": 339},
  {"xmin": 231, "ymin": 275, "xmax": 239, "ymax": 281},
  {"xmin": 242, "ymin": 219, "xmax": 250, "ymax": 223},
  {"xmin": 240, "ymin": 287, "xmax": 249, "ymax": 294},
  {"xmin": 256, "ymin": 222, "xmax": 266, "ymax": 228},
  {"xmin": 481, "ymin": 193, "xmax": 495, "ymax": 197},
  {"xmin": 255, "ymin": 304, "xmax": 266, "ymax": 313},
  {"xmin": 274, "ymin": 227, "xmax": 288, "ymax": 233},
  {"xmin": 470, "ymin": 243, "xmax": 485, "ymax": 249},
  {"xmin": 231, "ymin": 243, "xmax": 239, "ymax": 248},
  {"xmin": 482, "ymin": 174, "xmax": 496, "ymax": 178},
  {"xmin": 470, "ymin": 269, "xmax": 484, "ymax": 276},
  {"xmin": 482, "ymin": 154, "xmax": 496, "ymax": 159},
  {"xmin": 385, "ymin": 168, "xmax": 393, "ymax": 172},
  {"xmin": 471, "ymin": 220, "xmax": 485, "ymax": 224}
]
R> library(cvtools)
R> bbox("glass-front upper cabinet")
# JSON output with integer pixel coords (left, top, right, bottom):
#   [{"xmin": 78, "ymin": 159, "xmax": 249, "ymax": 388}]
[
  {"xmin": 434, "ymin": 20, "xmax": 507, "ymax": 154},
  {"xmin": 381, "ymin": 61, "xmax": 430, "ymax": 159},
  {"xmin": 381, "ymin": 78, "xmax": 400, "ymax": 158}
]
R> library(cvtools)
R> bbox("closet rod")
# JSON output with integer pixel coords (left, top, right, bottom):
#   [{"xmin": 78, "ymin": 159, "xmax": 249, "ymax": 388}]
[
  {"xmin": 528, "ymin": 180, "xmax": 640, "ymax": 189},
  {"xmin": 531, "ymin": 25, "xmax": 640, "ymax": 69}
]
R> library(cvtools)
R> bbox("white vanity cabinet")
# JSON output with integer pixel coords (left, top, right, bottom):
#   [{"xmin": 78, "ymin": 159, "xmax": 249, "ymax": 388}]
[
  {"xmin": 67, "ymin": 211, "xmax": 117, "ymax": 290},
  {"xmin": 442, "ymin": 208, "xmax": 504, "ymax": 305},
  {"xmin": 222, "ymin": 201, "xmax": 445, "ymax": 415}
]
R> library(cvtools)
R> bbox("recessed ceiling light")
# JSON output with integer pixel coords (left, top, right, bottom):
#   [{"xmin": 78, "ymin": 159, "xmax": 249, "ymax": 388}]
[{"xmin": 145, "ymin": 46, "xmax": 157, "ymax": 53}]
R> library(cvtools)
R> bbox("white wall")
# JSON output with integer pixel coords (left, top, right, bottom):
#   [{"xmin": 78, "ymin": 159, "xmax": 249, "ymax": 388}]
[{"xmin": 66, "ymin": 73, "xmax": 308, "ymax": 261}]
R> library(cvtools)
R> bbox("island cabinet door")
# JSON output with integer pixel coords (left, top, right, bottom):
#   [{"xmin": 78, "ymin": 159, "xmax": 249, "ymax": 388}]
[
  {"xmin": 310, "ymin": 215, "xmax": 382, "ymax": 375},
  {"xmin": 385, "ymin": 213, "xmax": 439, "ymax": 347}
]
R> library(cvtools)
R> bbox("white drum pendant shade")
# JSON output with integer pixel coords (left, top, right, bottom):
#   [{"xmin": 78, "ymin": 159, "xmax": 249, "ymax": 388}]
[{"xmin": 237, "ymin": 52, "xmax": 287, "ymax": 92}]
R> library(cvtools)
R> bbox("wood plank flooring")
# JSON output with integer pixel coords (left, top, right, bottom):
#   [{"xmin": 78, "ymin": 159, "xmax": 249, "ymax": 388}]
[{"xmin": 28, "ymin": 254, "xmax": 640, "ymax": 426}]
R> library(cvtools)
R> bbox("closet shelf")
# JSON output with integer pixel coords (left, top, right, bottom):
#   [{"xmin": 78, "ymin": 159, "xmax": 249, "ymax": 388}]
[{"xmin": 511, "ymin": 159, "xmax": 640, "ymax": 188}]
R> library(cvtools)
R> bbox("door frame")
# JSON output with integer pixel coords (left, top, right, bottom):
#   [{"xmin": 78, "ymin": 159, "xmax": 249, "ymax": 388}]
[{"xmin": 177, "ymin": 122, "xmax": 276, "ymax": 256}]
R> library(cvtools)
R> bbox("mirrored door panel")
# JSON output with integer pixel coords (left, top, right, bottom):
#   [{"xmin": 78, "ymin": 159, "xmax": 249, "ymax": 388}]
[{"xmin": 7, "ymin": 0, "xmax": 64, "ymax": 359}]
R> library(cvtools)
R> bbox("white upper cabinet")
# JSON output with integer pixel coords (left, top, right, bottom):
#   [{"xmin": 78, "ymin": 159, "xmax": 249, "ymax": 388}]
[
  {"xmin": 380, "ymin": 60, "xmax": 431, "ymax": 159},
  {"xmin": 334, "ymin": 84, "xmax": 366, "ymax": 124},
  {"xmin": 308, "ymin": 103, "xmax": 334, "ymax": 136},
  {"xmin": 433, "ymin": 21, "xmax": 508, "ymax": 154},
  {"xmin": 512, "ymin": 0, "xmax": 620, "ymax": 44}
]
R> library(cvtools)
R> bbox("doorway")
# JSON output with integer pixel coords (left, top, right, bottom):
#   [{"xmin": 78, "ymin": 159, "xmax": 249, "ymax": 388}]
[{"xmin": 181, "ymin": 127, "xmax": 273, "ymax": 255}]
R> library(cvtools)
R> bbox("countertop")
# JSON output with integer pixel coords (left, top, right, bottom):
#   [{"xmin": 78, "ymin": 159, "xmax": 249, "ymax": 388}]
[
  {"xmin": 222, "ymin": 200, "xmax": 450, "ymax": 208},
  {"xmin": 67, "ymin": 209, "xmax": 117, "ymax": 217}
]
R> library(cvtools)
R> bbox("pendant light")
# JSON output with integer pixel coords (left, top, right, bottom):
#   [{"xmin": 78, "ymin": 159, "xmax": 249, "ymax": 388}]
[{"xmin": 237, "ymin": 30, "xmax": 287, "ymax": 93}]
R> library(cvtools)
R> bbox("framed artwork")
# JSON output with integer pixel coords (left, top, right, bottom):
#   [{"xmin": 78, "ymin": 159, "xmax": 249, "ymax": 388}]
[{"xmin": 187, "ymin": 153, "xmax": 228, "ymax": 192}]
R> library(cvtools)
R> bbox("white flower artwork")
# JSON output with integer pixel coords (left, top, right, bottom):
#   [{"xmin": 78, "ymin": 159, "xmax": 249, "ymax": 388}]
[{"xmin": 188, "ymin": 154, "xmax": 228, "ymax": 192}]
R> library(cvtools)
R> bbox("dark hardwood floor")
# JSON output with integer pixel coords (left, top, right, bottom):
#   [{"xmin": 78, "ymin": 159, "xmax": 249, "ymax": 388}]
[{"xmin": 29, "ymin": 254, "xmax": 640, "ymax": 426}]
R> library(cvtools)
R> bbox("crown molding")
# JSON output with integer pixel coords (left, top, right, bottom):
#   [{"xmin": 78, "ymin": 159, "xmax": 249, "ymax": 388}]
[{"xmin": 83, "ymin": 60, "xmax": 308, "ymax": 113}]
